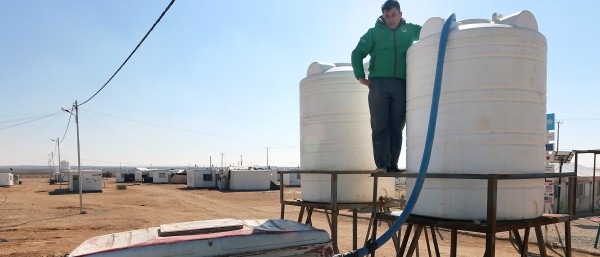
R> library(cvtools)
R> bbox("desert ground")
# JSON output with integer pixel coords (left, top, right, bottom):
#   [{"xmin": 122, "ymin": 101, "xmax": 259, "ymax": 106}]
[{"xmin": 0, "ymin": 176, "xmax": 596, "ymax": 257}]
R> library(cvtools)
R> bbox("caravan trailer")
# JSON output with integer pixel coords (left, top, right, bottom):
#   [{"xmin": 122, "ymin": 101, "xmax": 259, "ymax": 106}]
[
  {"xmin": 187, "ymin": 169, "xmax": 216, "ymax": 188},
  {"xmin": 152, "ymin": 170, "xmax": 173, "ymax": 184},
  {"xmin": 0, "ymin": 173, "xmax": 14, "ymax": 187},
  {"xmin": 68, "ymin": 170, "xmax": 102, "ymax": 192}
]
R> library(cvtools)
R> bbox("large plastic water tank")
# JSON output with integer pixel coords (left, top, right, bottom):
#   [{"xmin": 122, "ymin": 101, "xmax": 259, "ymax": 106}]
[
  {"xmin": 405, "ymin": 11, "xmax": 546, "ymax": 220},
  {"xmin": 60, "ymin": 160, "xmax": 70, "ymax": 172},
  {"xmin": 300, "ymin": 62, "xmax": 395, "ymax": 203}
]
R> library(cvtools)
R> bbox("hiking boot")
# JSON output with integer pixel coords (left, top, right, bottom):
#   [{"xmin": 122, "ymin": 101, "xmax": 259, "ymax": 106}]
[
  {"xmin": 388, "ymin": 167, "xmax": 406, "ymax": 173},
  {"xmin": 375, "ymin": 167, "xmax": 387, "ymax": 173}
]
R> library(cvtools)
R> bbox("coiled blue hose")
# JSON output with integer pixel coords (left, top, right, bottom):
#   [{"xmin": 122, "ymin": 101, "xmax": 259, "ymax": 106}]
[{"xmin": 335, "ymin": 13, "xmax": 456, "ymax": 257}]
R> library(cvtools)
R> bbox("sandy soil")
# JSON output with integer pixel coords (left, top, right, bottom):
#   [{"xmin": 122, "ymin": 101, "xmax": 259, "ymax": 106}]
[{"xmin": 0, "ymin": 177, "xmax": 594, "ymax": 257}]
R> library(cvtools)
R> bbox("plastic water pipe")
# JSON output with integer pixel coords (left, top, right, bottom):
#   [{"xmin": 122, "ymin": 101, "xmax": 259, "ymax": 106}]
[{"xmin": 335, "ymin": 13, "xmax": 456, "ymax": 257}]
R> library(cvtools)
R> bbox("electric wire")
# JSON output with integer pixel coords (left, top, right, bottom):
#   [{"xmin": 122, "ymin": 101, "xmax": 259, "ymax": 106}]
[
  {"xmin": 81, "ymin": 108, "xmax": 297, "ymax": 148},
  {"xmin": 83, "ymin": 115, "xmax": 189, "ymax": 161},
  {"xmin": 0, "ymin": 113, "xmax": 63, "ymax": 148},
  {"xmin": 60, "ymin": 106, "xmax": 74, "ymax": 144},
  {"xmin": 0, "ymin": 112, "xmax": 60, "ymax": 131},
  {"xmin": 560, "ymin": 118, "xmax": 600, "ymax": 121},
  {"xmin": 78, "ymin": 0, "xmax": 175, "ymax": 106},
  {"xmin": 0, "ymin": 112, "xmax": 57, "ymax": 124}
]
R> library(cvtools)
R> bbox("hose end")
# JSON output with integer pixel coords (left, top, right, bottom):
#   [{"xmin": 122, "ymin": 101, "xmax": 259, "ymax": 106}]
[{"xmin": 333, "ymin": 251, "xmax": 360, "ymax": 257}]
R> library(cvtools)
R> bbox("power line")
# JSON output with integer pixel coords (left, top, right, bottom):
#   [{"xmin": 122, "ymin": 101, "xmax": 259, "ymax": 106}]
[
  {"xmin": 0, "ymin": 113, "xmax": 63, "ymax": 148},
  {"xmin": 0, "ymin": 112, "xmax": 60, "ymax": 131},
  {"xmin": 78, "ymin": 0, "xmax": 175, "ymax": 106},
  {"xmin": 560, "ymin": 118, "xmax": 600, "ymax": 121},
  {"xmin": 81, "ymin": 108, "xmax": 298, "ymax": 148},
  {"xmin": 60, "ymin": 106, "xmax": 74, "ymax": 144},
  {"xmin": 83, "ymin": 115, "xmax": 189, "ymax": 161},
  {"xmin": 0, "ymin": 112, "xmax": 57, "ymax": 124}
]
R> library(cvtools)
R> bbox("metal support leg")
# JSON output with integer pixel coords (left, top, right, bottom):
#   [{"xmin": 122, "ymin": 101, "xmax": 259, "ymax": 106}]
[
  {"xmin": 512, "ymin": 230, "xmax": 523, "ymax": 252},
  {"xmin": 399, "ymin": 224, "xmax": 414, "ymax": 257},
  {"xmin": 430, "ymin": 226, "xmax": 441, "ymax": 257},
  {"xmin": 565, "ymin": 221, "xmax": 572, "ymax": 257},
  {"xmin": 331, "ymin": 173, "xmax": 339, "ymax": 254},
  {"xmin": 353, "ymin": 209, "xmax": 357, "ymax": 250},
  {"xmin": 486, "ymin": 178, "xmax": 498, "ymax": 257},
  {"xmin": 298, "ymin": 206, "xmax": 305, "ymax": 223},
  {"xmin": 450, "ymin": 229, "xmax": 457, "ymax": 257},
  {"xmin": 535, "ymin": 226, "xmax": 547, "ymax": 257},
  {"xmin": 424, "ymin": 227, "xmax": 432, "ymax": 257},
  {"xmin": 520, "ymin": 227, "xmax": 530, "ymax": 257},
  {"xmin": 406, "ymin": 224, "xmax": 424, "ymax": 257},
  {"xmin": 279, "ymin": 173, "xmax": 284, "ymax": 219},
  {"xmin": 595, "ymin": 223, "xmax": 600, "ymax": 248}
]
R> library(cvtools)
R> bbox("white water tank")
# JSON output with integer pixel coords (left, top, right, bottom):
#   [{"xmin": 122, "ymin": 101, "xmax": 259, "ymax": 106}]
[
  {"xmin": 60, "ymin": 160, "xmax": 70, "ymax": 172},
  {"xmin": 300, "ymin": 62, "xmax": 395, "ymax": 203},
  {"xmin": 405, "ymin": 11, "xmax": 546, "ymax": 220}
]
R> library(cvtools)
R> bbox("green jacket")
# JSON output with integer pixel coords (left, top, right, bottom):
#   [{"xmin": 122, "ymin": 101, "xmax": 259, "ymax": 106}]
[{"xmin": 351, "ymin": 17, "xmax": 421, "ymax": 80}]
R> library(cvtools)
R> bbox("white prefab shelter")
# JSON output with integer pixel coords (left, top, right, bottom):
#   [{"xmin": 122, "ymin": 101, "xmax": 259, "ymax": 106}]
[
  {"xmin": 115, "ymin": 171, "xmax": 126, "ymax": 183},
  {"xmin": 187, "ymin": 169, "xmax": 216, "ymax": 188},
  {"xmin": 115, "ymin": 170, "xmax": 143, "ymax": 183},
  {"xmin": 53, "ymin": 172, "xmax": 69, "ymax": 183},
  {"xmin": 152, "ymin": 170, "xmax": 173, "ymax": 184},
  {"xmin": 68, "ymin": 170, "xmax": 102, "ymax": 192},
  {"xmin": 284, "ymin": 173, "xmax": 301, "ymax": 186},
  {"xmin": 0, "ymin": 173, "xmax": 14, "ymax": 186},
  {"xmin": 229, "ymin": 170, "xmax": 272, "ymax": 191}
]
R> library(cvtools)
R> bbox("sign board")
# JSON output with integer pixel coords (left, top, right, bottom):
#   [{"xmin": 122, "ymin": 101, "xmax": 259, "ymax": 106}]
[
  {"xmin": 545, "ymin": 185, "xmax": 553, "ymax": 193},
  {"xmin": 545, "ymin": 164, "xmax": 554, "ymax": 172},
  {"xmin": 545, "ymin": 143, "xmax": 554, "ymax": 151},
  {"xmin": 546, "ymin": 113, "xmax": 555, "ymax": 131},
  {"xmin": 546, "ymin": 132, "xmax": 555, "ymax": 142},
  {"xmin": 552, "ymin": 151, "xmax": 574, "ymax": 164},
  {"xmin": 544, "ymin": 196, "xmax": 554, "ymax": 204}
]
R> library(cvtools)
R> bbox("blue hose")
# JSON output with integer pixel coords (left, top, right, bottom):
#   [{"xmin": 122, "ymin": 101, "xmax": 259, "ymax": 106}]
[{"xmin": 335, "ymin": 13, "xmax": 456, "ymax": 257}]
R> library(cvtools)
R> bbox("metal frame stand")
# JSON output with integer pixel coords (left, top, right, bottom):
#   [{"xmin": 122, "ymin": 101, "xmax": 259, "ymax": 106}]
[
  {"xmin": 278, "ymin": 170, "xmax": 388, "ymax": 254},
  {"xmin": 370, "ymin": 172, "xmax": 577, "ymax": 257}
]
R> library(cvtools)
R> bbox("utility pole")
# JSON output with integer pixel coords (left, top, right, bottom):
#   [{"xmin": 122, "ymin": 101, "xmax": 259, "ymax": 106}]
[
  {"xmin": 265, "ymin": 147, "xmax": 269, "ymax": 169},
  {"xmin": 220, "ymin": 153, "xmax": 224, "ymax": 168},
  {"xmin": 240, "ymin": 155, "xmax": 243, "ymax": 166},
  {"xmin": 52, "ymin": 138, "xmax": 61, "ymax": 189},
  {"xmin": 556, "ymin": 120, "xmax": 563, "ymax": 151},
  {"xmin": 75, "ymin": 101, "xmax": 84, "ymax": 214},
  {"xmin": 62, "ymin": 103, "xmax": 83, "ymax": 214}
]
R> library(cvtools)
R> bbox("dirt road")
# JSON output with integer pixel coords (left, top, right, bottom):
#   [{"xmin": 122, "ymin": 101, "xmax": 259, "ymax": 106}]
[{"xmin": 0, "ymin": 177, "xmax": 593, "ymax": 256}]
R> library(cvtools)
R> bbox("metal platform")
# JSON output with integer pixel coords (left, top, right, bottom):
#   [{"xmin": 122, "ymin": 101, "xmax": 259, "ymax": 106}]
[
  {"xmin": 278, "ymin": 170, "xmax": 390, "ymax": 254},
  {"xmin": 370, "ymin": 172, "xmax": 577, "ymax": 257}
]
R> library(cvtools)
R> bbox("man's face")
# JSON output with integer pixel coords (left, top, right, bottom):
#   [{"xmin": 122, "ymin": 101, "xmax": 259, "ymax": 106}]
[{"xmin": 383, "ymin": 7, "xmax": 402, "ymax": 30}]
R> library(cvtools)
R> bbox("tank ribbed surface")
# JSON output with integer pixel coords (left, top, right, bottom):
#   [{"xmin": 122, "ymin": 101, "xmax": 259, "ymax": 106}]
[
  {"xmin": 300, "ymin": 62, "xmax": 394, "ymax": 203},
  {"xmin": 406, "ymin": 11, "xmax": 547, "ymax": 220}
]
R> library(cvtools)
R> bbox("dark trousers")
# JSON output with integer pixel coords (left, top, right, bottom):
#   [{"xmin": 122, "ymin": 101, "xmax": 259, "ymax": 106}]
[{"xmin": 368, "ymin": 78, "xmax": 406, "ymax": 169}]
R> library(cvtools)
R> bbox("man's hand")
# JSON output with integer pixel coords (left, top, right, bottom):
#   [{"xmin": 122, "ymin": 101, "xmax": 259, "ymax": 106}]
[{"xmin": 358, "ymin": 78, "xmax": 370, "ymax": 87}]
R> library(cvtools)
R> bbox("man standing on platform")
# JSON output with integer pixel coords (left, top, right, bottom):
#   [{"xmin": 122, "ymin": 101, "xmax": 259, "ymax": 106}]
[{"xmin": 351, "ymin": 0, "xmax": 421, "ymax": 173}]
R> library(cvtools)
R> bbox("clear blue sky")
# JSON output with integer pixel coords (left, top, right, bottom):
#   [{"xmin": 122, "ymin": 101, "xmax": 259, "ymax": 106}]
[{"xmin": 1, "ymin": 1, "xmax": 598, "ymax": 168}]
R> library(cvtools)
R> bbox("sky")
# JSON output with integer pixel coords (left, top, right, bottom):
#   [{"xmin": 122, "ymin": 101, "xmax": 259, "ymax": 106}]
[{"xmin": 0, "ymin": 1, "xmax": 599, "ymax": 169}]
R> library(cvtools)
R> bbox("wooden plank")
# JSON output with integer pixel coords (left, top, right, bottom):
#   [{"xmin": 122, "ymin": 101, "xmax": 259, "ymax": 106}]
[{"xmin": 159, "ymin": 218, "xmax": 243, "ymax": 237}]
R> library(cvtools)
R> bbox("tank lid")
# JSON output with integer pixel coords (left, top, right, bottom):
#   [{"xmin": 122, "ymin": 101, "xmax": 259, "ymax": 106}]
[
  {"xmin": 420, "ymin": 10, "xmax": 538, "ymax": 39},
  {"xmin": 420, "ymin": 17, "xmax": 460, "ymax": 39},
  {"xmin": 306, "ymin": 62, "xmax": 352, "ymax": 76},
  {"xmin": 493, "ymin": 10, "xmax": 538, "ymax": 31},
  {"xmin": 307, "ymin": 62, "xmax": 336, "ymax": 76}
]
